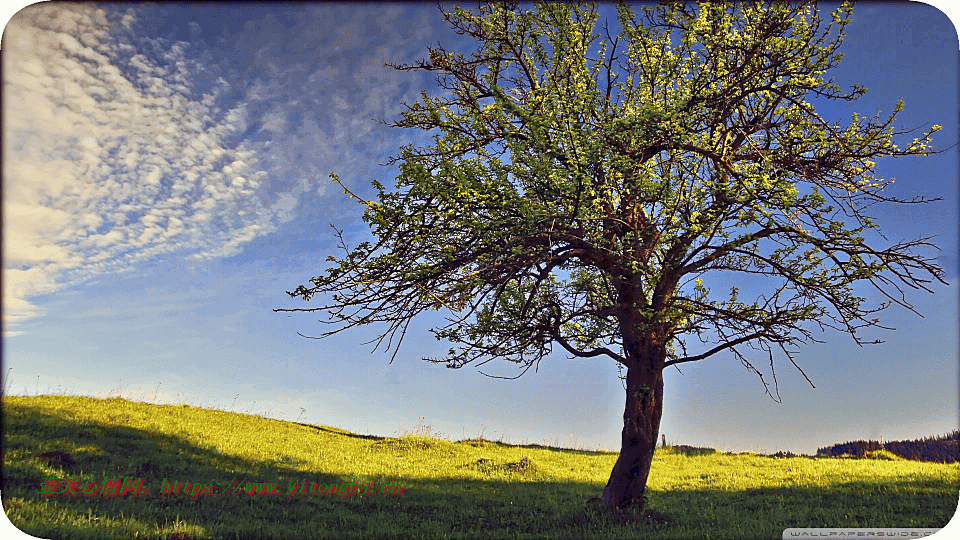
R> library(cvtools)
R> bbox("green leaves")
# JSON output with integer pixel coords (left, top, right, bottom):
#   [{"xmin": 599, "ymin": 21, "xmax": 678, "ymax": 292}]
[{"xmin": 278, "ymin": 1, "xmax": 945, "ymax": 387}]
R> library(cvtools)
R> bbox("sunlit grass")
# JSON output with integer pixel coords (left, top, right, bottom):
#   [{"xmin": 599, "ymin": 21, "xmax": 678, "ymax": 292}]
[{"xmin": 3, "ymin": 395, "xmax": 957, "ymax": 539}]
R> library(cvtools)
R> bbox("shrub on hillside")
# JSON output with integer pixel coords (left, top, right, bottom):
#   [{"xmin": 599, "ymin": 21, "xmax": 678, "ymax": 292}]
[{"xmin": 863, "ymin": 449, "xmax": 903, "ymax": 461}]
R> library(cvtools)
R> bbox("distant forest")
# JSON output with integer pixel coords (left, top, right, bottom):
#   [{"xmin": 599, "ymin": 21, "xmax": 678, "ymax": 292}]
[{"xmin": 816, "ymin": 430, "xmax": 959, "ymax": 463}]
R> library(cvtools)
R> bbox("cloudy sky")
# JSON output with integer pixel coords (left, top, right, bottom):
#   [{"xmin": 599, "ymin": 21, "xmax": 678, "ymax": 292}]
[{"xmin": 2, "ymin": 2, "xmax": 958, "ymax": 457}]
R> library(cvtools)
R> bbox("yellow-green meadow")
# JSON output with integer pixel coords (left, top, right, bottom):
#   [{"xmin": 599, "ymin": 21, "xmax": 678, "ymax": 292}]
[{"xmin": 3, "ymin": 395, "xmax": 956, "ymax": 539}]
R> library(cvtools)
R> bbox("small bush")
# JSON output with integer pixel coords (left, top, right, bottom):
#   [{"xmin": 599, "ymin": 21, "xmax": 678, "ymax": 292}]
[
  {"xmin": 457, "ymin": 457, "xmax": 541, "ymax": 479},
  {"xmin": 371, "ymin": 436, "xmax": 434, "ymax": 452},
  {"xmin": 863, "ymin": 449, "xmax": 903, "ymax": 461},
  {"xmin": 661, "ymin": 445, "xmax": 718, "ymax": 457}
]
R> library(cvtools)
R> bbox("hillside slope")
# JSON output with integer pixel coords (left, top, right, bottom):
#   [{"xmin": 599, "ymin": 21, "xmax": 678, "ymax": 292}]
[{"xmin": 3, "ymin": 395, "xmax": 957, "ymax": 540}]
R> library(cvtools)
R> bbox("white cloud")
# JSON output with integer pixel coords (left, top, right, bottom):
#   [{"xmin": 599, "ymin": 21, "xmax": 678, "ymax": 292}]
[
  {"xmin": 1, "ymin": 5, "xmax": 311, "ymax": 337},
  {"xmin": 3, "ymin": 3, "xmax": 445, "ymax": 337}
]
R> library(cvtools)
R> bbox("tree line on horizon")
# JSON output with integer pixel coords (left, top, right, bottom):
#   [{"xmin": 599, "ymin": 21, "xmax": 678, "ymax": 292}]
[{"xmin": 815, "ymin": 430, "xmax": 959, "ymax": 463}]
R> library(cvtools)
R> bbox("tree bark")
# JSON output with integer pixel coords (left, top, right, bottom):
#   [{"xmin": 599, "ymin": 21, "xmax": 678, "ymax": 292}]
[{"xmin": 600, "ymin": 360, "xmax": 665, "ymax": 511}]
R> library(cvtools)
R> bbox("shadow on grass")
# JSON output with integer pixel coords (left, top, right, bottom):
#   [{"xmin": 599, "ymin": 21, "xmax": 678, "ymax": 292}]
[
  {"xmin": 649, "ymin": 479, "xmax": 956, "ymax": 536},
  {"xmin": 3, "ymin": 401, "xmax": 957, "ymax": 540},
  {"xmin": 292, "ymin": 422, "xmax": 386, "ymax": 442}
]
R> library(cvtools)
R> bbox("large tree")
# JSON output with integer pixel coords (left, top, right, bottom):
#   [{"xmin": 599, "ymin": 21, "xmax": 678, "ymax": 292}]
[{"xmin": 277, "ymin": 1, "xmax": 945, "ymax": 512}]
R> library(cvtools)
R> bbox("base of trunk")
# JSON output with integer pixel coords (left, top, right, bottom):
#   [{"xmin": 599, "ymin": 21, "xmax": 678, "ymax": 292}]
[{"xmin": 599, "ymin": 364, "xmax": 665, "ymax": 511}]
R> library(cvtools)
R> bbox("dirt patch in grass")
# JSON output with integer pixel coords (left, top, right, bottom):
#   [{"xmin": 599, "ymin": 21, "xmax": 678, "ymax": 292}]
[{"xmin": 36, "ymin": 450, "xmax": 76, "ymax": 469}]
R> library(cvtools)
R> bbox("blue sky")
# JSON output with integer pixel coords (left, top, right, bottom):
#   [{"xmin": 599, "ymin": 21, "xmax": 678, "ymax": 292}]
[{"xmin": 2, "ymin": 1, "xmax": 958, "ymax": 458}]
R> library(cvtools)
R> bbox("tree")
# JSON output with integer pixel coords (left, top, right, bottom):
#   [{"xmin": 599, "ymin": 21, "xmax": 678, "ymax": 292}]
[{"xmin": 276, "ymin": 1, "xmax": 945, "ymax": 513}]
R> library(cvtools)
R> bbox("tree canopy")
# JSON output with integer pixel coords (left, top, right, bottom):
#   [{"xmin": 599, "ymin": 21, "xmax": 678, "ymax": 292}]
[{"xmin": 278, "ymin": 1, "xmax": 945, "ymax": 511}]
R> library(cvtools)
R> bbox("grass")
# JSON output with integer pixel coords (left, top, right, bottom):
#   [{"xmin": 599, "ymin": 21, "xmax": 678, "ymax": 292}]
[{"xmin": 2, "ymin": 394, "xmax": 958, "ymax": 539}]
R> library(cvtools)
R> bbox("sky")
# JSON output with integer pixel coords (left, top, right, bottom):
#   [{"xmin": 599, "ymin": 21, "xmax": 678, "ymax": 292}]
[{"xmin": 2, "ymin": 1, "xmax": 958, "ymax": 459}]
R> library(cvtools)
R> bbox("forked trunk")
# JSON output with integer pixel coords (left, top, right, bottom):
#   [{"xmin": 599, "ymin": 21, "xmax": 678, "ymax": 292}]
[{"xmin": 600, "ymin": 363, "xmax": 664, "ymax": 511}]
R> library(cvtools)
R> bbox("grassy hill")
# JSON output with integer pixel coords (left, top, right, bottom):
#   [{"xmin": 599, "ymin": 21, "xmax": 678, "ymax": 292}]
[{"xmin": 2, "ymin": 395, "xmax": 957, "ymax": 539}]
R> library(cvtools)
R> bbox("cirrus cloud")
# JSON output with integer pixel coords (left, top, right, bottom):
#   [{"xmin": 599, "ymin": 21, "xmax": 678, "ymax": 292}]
[
  {"xmin": 2, "ymin": 5, "xmax": 311, "ymax": 336},
  {"xmin": 3, "ymin": 3, "xmax": 442, "ymax": 338}
]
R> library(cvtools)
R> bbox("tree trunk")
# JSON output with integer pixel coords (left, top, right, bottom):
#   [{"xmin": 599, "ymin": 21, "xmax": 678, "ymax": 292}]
[{"xmin": 600, "ymin": 362, "xmax": 665, "ymax": 511}]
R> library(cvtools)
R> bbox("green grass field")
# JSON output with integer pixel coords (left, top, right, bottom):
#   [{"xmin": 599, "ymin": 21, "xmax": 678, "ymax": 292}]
[{"xmin": 2, "ymin": 395, "xmax": 957, "ymax": 539}]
